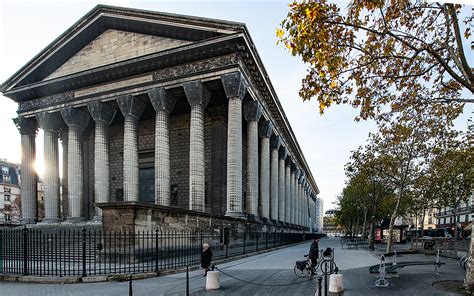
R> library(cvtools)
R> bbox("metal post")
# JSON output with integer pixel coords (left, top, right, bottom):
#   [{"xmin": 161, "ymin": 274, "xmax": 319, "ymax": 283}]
[
  {"xmin": 256, "ymin": 232, "xmax": 259, "ymax": 252},
  {"xmin": 82, "ymin": 227, "xmax": 87, "ymax": 278},
  {"xmin": 129, "ymin": 274, "xmax": 133, "ymax": 296},
  {"xmin": 324, "ymin": 261, "xmax": 328, "ymax": 296},
  {"xmin": 22, "ymin": 226, "xmax": 28, "ymax": 276},
  {"xmin": 265, "ymin": 232, "xmax": 268, "ymax": 250},
  {"xmin": 186, "ymin": 265, "xmax": 190, "ymax": 296},
  {"xmin": 155, "ymin": 230, "xmax": 159, "ymax": 273},
  {"xmin": 243, "ymin": 231, "xmax": 246, "ymax": 255},
  {"xmin": 318, "ymin": 276, "xmax": 322, "ymax": 296}
]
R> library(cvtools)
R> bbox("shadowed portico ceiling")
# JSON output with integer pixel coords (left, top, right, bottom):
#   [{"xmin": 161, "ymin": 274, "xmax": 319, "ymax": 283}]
[{"xmin": 0, "ymin": 4, "xmax": 244, "ymax": 98}]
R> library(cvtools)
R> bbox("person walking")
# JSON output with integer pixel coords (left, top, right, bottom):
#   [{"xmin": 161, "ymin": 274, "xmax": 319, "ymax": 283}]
[
  {"xmin": 201, "ymin": 243, "xmax": 213, "ymax": 277},
  {"xmin": 308, "ymin": 237, "xmax": 319, "ymax": 275}
]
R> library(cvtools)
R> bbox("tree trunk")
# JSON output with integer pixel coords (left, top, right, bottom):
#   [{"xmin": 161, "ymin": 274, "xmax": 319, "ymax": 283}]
[
  {"xmin": 369, "ymin": 218, "xmax": 375, "ymax": 251},
  {"xmin": 362, "ymin": 208, "xmax": 368, "ymax": 238},
  {"xmin": 465, "ymin": 224, "xmax": 474, "ymax": 289},
  {"xmin": 386, "ymin": 189, "xmax": 403, "ymax": 253}
]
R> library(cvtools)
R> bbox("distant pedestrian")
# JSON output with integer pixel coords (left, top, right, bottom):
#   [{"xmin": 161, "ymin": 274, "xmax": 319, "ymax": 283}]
[
  {"xmin": 201, "ymin": 243, "xmax": 213, "ymax": 277},
  {"xmin": 308, "ymin": 237, "xmax": 319, "ymax": 275}
]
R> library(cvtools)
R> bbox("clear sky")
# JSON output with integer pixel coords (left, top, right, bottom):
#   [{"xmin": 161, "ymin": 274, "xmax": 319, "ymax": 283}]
[{"xmin": 0, "ymin": 0, "xmax": 472, "ymax": 213}]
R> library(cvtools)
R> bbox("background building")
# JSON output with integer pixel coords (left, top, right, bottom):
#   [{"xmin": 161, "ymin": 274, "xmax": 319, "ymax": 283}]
[
  {"xmin": 436, "ymin": 198, "xmax": 473, "ymax": 237},
  {"xmin": 323, "ymin": 209, "xmax": 340, "ymax": 236},
  {"xmin": 0, "ymin": 160, "xmax": 21, "ymax": 225},
  {"xmin": 315, "ymin": 197, "xmax": 324, "ymax": 233}
]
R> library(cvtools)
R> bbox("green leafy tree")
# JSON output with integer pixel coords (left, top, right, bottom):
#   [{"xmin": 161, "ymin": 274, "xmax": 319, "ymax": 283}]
[{"xmin": 277, "ymin": 0, "xmax": 471, "ymax": 119}]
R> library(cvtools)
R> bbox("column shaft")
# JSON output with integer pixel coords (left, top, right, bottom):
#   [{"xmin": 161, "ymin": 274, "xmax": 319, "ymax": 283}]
[
  {"xmin": 278, "ymin": 158, "xmax": 285, "ymax": 222},
  {"xmin": 155, "ymin": 110, "xmax": 171, "ymax": 206},
  {"xmin": 189, "ymin": 104, "xmax": 205, "ymax": 211},
  {"xmin": 259, "ymin": 137, "xmax": 270, "ymax": 218},
  {"xmin": 60, "ymin": 133, "xmax": 68, "ymax": 221},
  {"xmin": 44, "ymin": 129, "xmax": 60, "ymax": 222},
  {"xmin": 226, "ymin": 98, "xmax": 243, "ymax": 216},
  {"xmin": 94, "ymin": 120, "xmax": 110, "ymax": 206},
  {"xmin": 289, "ymin": 171, "xmax": 294, "ymax": 224},
  {"xmin": 246, "ymin": 120, "xmax": 259, "ymax": 216},
  {"xmin": 270, "ymin": 148, "xmax": 279, "ymax": 220},
  {"xmin": 293, "ymin": 174, "xmax": 298, "ymax": 225},
  {"xmin": 285, "ymin": 165, "xmax": 291, "ymax": 223},
  {"xmin": 20, "ymin": 133, "xmax": 37, "ymax": 223},
  {"xmin": 68, "ymin": 126, "xmax": 84, "ymax": 219},
  {"xmin": 88, "ymin": 101, "xmax": 115, "ymax": 220},
  {"xmin": 123, "ymin": 115, "xmax": 139, "ymax": 201}
]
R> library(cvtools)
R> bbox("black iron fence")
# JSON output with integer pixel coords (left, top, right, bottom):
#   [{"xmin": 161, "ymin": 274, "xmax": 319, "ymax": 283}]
[{"xmin": 0, "ymin": 228, "xmax": 312, "ymax": 277}]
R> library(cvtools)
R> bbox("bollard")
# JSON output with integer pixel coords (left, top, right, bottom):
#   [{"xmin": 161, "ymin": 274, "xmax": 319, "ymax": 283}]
[
  {"xmin": 206, "ymin": 271, "xmax": 220, "ymax": 290},
  {"xmin": 314, "ymin": 276, "xmax": 322, "ymax": 296},
  {"xmin": 186, "ymin": 265, "xmax": 190, "ymax": 296},
  {"xmin": 324, "ymin": 261, "xmax": 329, "ymax": 296},
  {"xmin": 128, "ymin": 274, "xmax": 133, "ymax": 296},
  {"xmin": 328, "ymin": 274, "xmax": 344, "ymax": 293}
]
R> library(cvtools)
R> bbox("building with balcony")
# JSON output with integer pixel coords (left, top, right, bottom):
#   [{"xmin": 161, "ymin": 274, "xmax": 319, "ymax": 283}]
[
  {"xmin": 435, "ymin": 198, "xmax": 473, "ymax": 236},
  {"xmin": 0, "ymin": 160, "xmax": 21, "ymax": 225}
]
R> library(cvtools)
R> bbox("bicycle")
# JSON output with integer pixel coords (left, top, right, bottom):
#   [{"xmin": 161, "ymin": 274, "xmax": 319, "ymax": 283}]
[
  {"xmin": 294, "ymin": 250, "xmax": 338, "ymax": 278},
  {"xmin": 460, "ymin": 255, "xmax": 470, "ymax": 271}
]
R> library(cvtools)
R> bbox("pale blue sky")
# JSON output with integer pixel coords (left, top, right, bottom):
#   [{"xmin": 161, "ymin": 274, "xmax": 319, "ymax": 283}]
[{"xmin": 0, "ymin": 0, "xmax": 472, "ymax": 212}]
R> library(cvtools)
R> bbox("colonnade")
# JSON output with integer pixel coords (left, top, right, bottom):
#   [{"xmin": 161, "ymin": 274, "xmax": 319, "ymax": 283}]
[{"xmin": 14, "ymin": 72, "xmax": 316, "ymax": 226}]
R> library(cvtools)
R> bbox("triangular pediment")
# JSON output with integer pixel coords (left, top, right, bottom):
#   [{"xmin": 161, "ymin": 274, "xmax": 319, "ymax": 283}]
[
  {"xmin": 1, "ymin": 5, "xmax": 244, "ymax": 97},
  {"xmin": 45, "ymin": 29, "xmax": 192, "ymax": 80}
]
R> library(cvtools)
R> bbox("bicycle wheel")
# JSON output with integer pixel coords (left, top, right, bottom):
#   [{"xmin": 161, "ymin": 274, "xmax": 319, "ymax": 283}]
[
  {"xmin": 320, "ymin": 259, "xmax": 337, "ymax": 275},
  {"xmin": 294, "ymin": 264, "xmax": 310, "ymax": 278},
  {"xmin": 460, "ymin": 256, "xmax": 467, "ymax": 270},
  {"xmin": 463, "ymin": 257, "xmax": 470, "ymax": 271}
]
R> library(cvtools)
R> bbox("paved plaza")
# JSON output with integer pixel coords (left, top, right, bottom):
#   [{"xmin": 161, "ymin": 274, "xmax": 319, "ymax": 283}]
[{"xmin": 0, "ymin": 238, "xmax": 467, "ymax": 295}]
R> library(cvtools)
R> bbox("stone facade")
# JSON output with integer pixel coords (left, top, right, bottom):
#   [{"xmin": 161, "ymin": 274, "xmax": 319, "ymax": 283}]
[{"xmin": 1, "ymin": 5, "xmax": 320, "ymax": 232}]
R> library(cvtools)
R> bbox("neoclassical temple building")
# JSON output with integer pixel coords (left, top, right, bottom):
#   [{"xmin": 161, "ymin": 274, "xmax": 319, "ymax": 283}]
[{"xmin": 1, "ymin": 5, "xmax": 319, "ymax": 232}]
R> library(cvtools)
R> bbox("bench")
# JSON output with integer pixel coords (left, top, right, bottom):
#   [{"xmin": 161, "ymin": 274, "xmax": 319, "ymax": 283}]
[{"xmin": 369, "ymin": 261, "xmax": 445, "ymax": 274}]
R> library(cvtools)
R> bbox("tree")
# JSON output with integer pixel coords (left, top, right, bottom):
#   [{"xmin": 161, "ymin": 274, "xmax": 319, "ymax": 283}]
[
  {"xmin": 345, "ymin": 155, "xmax": 395, "ymax": 249},
  {"xmin": 428, "ymin": 134, "xmax": 473, "ymax": 238},
  {"xmin": 277, "ymin": 1, "xmax": 472, "ymax": 119}
]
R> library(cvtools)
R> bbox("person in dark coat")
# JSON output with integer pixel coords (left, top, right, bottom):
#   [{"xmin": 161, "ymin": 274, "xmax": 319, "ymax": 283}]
[
  {"xmin": 201, "ymin": 243, "xmax": 213, "ymax": 277},
  {"xmin": 308, "ymin": 237, "xmax": 319, "ymax": 275}
]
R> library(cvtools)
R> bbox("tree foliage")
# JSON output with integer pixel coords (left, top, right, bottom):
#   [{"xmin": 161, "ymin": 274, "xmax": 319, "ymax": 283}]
[{"xmin": 277, "ymin": 0, "xmax": 472, "ymax": 119}]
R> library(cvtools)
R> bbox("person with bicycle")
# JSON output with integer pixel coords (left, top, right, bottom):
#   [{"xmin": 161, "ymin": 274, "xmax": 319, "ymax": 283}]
[{"xmin": 308, "ymin": 237, "xmax": 319, "ymax": 275}]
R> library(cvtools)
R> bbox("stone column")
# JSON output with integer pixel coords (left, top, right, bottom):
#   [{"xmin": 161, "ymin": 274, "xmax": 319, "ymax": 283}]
[
  {"xmin": 289, "ymin": 165, "xmax": 296, "ymax": 225},
  {"xmin": 13, "ymin": 117, "xmax": 38, "ymax": 224},
  {"xmin": 117, "ymin": 96, "xmax": 146, "ymax": 202},
  {"xmin": 270, "ymin": 133, "xmax": 281, "ymax": 221},
  {"xmin": 222, "ymin": 73, "xmax": 248, "ymax": 218},
  {"xmin": 59, "ymin": 129, "xmax": 68, "ymax": 220},
  {"xmin": 36, "ymin": 112, "xmax": 62, "ymax": 223},
  {"xmin": 298, "ymin": 174, "xmax": 305, "ymax": 226},
  {"xmin": 148, "ymin": 88, "xmax": 177, "ymax": 207},
  {"xmin": 87, "ymin": 101, "xmax": 116, "ymax": 220},
  {"xmin": 61, "ymin": 107, "xmax": 90, "ymax": 222},
  {"xmin": 293, "ymin": 168, "xmax": 300, "ymax": 225},
  {"xmin": 183, "ymin": 81, "xmax": 211, "ymax": 212},
  {"xmin": 278, "ymin": 146, "xmax": 287, "ymax": 222},
  {"xmin": 285, "ymin": 159, "xmax": 291, "ymax": 224},
  {"xmin": 243, "ymin": 100, "xmax": 262, "ymax": 218},
  {"xmin": 258, "ymin": 120, "xmax": 272, "ymax": 219}
]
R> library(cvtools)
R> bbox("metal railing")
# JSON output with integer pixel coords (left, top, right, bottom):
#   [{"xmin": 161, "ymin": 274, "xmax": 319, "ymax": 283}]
[
  {"xmin": 0, "ymin": 227, "xmax": 313, "ymax": 277},
  {"xmin": 411, "ymin": 237, "xmax": 469, "ymax": 258}
]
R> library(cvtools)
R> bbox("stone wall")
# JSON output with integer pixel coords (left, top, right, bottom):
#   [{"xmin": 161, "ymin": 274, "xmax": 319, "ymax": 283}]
[{"xmin": 99, "ymin": 202, "xmax": 303, "ymax": 235}]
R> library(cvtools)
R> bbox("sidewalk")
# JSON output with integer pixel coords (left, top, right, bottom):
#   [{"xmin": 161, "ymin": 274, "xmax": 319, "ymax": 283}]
[{"xmin": 0, "ymin": 238, "xmax": 468, "ymax": 295}]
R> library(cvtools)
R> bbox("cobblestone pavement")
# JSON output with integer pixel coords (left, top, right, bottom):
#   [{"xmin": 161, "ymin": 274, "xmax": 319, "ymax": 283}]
[{"xmin": 0, "ymin": 238, "xmax": 467, "ymax": 295}]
